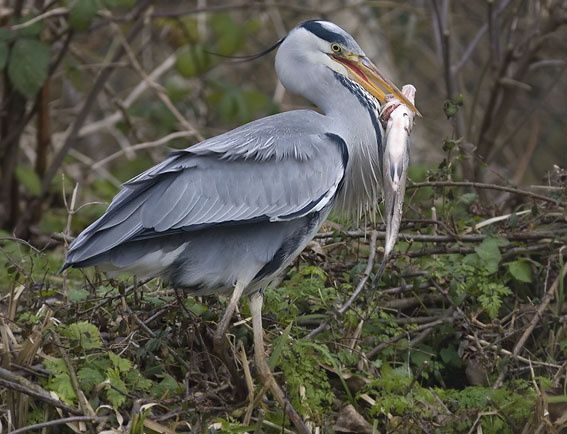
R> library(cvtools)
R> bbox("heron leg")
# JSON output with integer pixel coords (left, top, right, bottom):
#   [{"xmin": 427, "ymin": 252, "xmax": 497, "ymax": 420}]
[
  {"xmin": 213, "ymin": 281, "xmax": 246, "ymax": 389},
  {"xmin": 248, "ymin": 291, "xmax": 311, "ymax": 434}
]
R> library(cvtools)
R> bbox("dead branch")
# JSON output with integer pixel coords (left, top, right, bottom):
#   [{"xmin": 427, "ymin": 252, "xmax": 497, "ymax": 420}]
[
  {"xmin": 512, "ymin": 261, "xmax": 567, "ymax": 358},
  {"xmin": 407, "ymin": 181, "xmax": 563, "ymax": 206},
  {"xmin": 7, "ymin": 416, "xmax": 107, "ymax": 434},
  {"xmin": 306, "ymin": 231, "xmax": 378, "ymax": 340},
  {"xmin": 0, "ymin": 368, "xmax": 82, "ymax": 415}
]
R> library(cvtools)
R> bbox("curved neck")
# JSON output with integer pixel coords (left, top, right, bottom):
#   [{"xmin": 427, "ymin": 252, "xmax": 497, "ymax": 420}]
[{"xmin": 277, "ymin": 59, "xmax": 384, "ymax": 218}]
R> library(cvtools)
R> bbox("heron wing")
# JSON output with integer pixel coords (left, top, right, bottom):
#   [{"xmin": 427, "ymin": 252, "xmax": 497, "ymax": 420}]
[{"xmin": 65, "ymin": 111, "xmax": 348, "ymax": 265}]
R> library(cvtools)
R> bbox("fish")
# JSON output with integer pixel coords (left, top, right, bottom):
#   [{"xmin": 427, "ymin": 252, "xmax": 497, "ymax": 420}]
[{"xmin": 381, "ymin": 84, "xmax": 416, "ymax": 261}]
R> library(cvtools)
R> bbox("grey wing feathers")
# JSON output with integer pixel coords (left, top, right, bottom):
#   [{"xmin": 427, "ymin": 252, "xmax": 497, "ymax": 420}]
[{"xmin": 64, "ymin": 112, "xmax": 348, "ymax": 267}]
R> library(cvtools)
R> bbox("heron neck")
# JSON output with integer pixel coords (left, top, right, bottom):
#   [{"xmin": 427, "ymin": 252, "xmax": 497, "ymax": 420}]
[{"xmin": 321, "ymin": 71, "xmax": 383, "ymax": 220}]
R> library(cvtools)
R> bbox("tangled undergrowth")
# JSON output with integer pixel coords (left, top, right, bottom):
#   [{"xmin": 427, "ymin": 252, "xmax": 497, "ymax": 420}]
[{"xmin": 1, "ymin": 165, "xmax": 566, "ymax": 434}]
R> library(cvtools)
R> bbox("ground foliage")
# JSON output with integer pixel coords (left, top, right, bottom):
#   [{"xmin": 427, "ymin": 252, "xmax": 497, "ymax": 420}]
[
  {"xmin": 1, "ymin": 1, "xmax": 567, "ymax": 433},
  {"xmin": 1, "ymin": 159, "xmax": 566, "ymax": 433}
]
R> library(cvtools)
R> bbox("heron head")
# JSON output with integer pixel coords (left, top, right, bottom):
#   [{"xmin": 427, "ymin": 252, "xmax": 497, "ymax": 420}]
[{"xmin": 276, "ymin": 20, "xmax": 420, "ymax": 116}]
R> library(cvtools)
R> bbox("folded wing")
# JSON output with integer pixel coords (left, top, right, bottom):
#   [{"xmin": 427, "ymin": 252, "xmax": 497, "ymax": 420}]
[{"xmin": 64, "ymin": 113, "xmax": 348, "ymax": 268}]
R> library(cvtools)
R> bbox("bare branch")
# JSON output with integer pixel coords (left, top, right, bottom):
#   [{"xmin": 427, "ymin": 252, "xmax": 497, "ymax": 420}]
[{"xmin": 8, "ymin": 416, "xmax": 107, "ymax": 434}]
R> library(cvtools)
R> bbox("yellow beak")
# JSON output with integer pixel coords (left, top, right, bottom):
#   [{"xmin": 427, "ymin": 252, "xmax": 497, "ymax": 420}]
[{"xmin": 331, "ymin": 53, "xmax": 421, "ymax": 117}]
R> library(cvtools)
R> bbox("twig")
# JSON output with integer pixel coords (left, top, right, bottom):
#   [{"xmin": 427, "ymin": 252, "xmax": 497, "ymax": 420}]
[
  {"xmin": 0, "ymin": 375, "xmax": 81, "ymax": 415},
  {"xmin": 493, "ymin": 260, "xmax": 567, "ymax": 388},
  {"xmin": 148, "ymin": 2, "xmax": 320, "ymax": 17},
  {"xmin": 92, "ymin": 131, "xmax": 195, "ymax": 169},
  {"xmin": 78, "ymin": 54, "xmax": 177, "ymax": 138},
  {"xmin": 396, "ymin": 230, "xmax": 566, "ymax": 243},
  {"xmin": 365, "ymin": 312, "xmax": 456, "ymax": 359},
  {"xmin": 339, "ymin": 230, "xmax": 378, "ymax": 315},
  {"xmin": 0, "ymin": 237, "xmax": 42, "ymax": 253},
  {"xmin": 77, "ymin": 278, "xmax": 152, "ymax": 314},
  {"xmin": 240, "ymin": 341, "xmax": 255, "ymax": 426},
  {"xmin": 407, "ymin": 181, "xmax": 562, "ymax": 206},
  {"xmin": 41, "ymin": 0, "xmax": 153, "ymax": 195},
  {"xmin": 316, "ymin": 228, "xmax": 566, "ymax": 243},
  {"xmin": 111, "ymin": 21, "xmax": 204, "ymax": 142},
  {"xmin": 512, "ymin": 261, "xmax": 567, "ymax": 357},
  {"xmin": 306, "ymin": 230, "xmax": 378, "ymax": 339},
  {"xmin": 9, "ymin": 7, "xmax": 68, "ymax": 30},
  {"xmin": 51, "ymin": 332, "xmax": 97, "ymax": 432},
  {"xmin": 124, "ymin": 305, "xmax": 192, "ymax": 372},
  {"xmin": 7, "ymin": 416, "xmax": 107, "ymax": 434},
  {"xmin": 469, "ymin": 336, "xmax": 562, "ymax": 369},
  {"xmin": 390, "ymin": 242, "xmax": 553, "ymax": 259}
]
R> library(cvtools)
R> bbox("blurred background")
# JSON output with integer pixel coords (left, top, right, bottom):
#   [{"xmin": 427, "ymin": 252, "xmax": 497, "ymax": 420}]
[{"xmin": 1, "ymin": 0, "xmax": 565, "ymax": 240}]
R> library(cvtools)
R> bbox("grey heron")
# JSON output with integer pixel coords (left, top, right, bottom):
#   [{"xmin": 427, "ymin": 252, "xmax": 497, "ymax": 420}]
[{"xmin": 63, "ymin": 20, "xmax": 418, "ymax": 432}]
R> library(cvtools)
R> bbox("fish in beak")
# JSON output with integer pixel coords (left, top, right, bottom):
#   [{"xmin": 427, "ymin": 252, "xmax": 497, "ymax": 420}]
[
  {"xmin": 331, "ymin": 51, "xmax": 417, "ymax": 263},
  {"xmin": 381, "ymin": 84, "xmax": 416, "ymax": 258}
]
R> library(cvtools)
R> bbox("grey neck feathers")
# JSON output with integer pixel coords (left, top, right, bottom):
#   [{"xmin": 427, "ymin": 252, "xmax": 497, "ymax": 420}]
[{"xmin": 329, "ymin": 72, "xmax": 383, "ymax": 221}]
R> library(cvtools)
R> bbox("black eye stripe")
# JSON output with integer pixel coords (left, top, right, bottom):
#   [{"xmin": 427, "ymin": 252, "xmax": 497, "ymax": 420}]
[{"xmin": 300, "ymin": 20, "xmax": 348, "ymax": 46}]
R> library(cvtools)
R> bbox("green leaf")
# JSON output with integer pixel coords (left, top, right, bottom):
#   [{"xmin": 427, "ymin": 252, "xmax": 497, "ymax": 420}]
[
  {"xmin": 411, "ymin": 344, "xmax": 433, "ymax": 368},
  {"xmin": 49, "ymin": 373, "xmax": 76, "ymax": 404},
  {"xmin": 43, "ymin": 357, "xmax": 68, "ymax": 374},
  {"xmin": 68, "ymin": 288, "xmax": 90, "ymax": 303},
  {"xmin": 14, "ymin": 167, "xmax": 41, "ymax": 197},
  {"xmin": 104, "ymin": 0, "xmax": 137, "ymax": 8},
  {"xmin": 106, "ymin": 369, "xmax": 127, "ymax": 407},
  {"xmin": 150, "ymin": 374, "xmax": 182, "ymax": 399},
  {"xmin": 8, "ymin": 38, "xmax": 50, "ymax": 99},
  {"xmin": 175, "ymin": 44, "xmax": 210, "ymax": 77},
  {"xmin": 210, "ymin": 14, "xmax": 246, "ymax": 56},
  {"xmin": 69, "ymin": 0, "xmax": 103, "ymax": 31},
  {"xmin": 78, "ymin": 366, "xmax": 105, "ymax": 393},
  {"xmin": 63, "ymin": 321, "xmax": 102, "ymax": 350},
  {"xmin": 0, "ymin": 29, "xmax": 14, "ymax": 41},
  {"xmin": 269, "ymin": 322, "xmax": 292, "ymax": 370},
  {"xmin": 475, "ymin": 237, "xmax": 507, "ymax": 273},
  {"xmin": 125, "ymin": 369, "xmax": 153, "ymax": 391},
  {"xmin": 507, "ymin": 261, "xmax": 532, "ymax": 283},
  {"xmin": 439, "ymin": 346, "xmax": 461, "ymax": 367},
  {"xmin": 0, "ymin": 41, "xmax": 8, "ymax": 70},
  {"xmin": 109, "ymin": 352, "xmax": 132, "ymax": 373},
  {"xmin": 184, "ymin": 298, "xmax": 208, "ymax": 316},
  {"xmin": 458, "ymin": 193, "xmax": 477, "ymax": 205}
]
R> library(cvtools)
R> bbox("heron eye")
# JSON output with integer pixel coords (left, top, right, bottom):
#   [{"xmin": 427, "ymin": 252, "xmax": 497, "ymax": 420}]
[{"xmin": 331, "ymin": 43, "xmax": 342, "ymax": 53}]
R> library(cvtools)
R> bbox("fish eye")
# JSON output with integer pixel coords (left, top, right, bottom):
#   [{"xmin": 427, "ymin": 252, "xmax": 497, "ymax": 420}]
[{"xmin": 331, "ymin": 43, "xmax": 342, "ymax": 53}]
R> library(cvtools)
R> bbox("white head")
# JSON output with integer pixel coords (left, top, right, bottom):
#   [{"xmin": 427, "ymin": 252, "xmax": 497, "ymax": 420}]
[{"xmin": 275, "ymin": 20, "xmax": 420, "ymax": 115}]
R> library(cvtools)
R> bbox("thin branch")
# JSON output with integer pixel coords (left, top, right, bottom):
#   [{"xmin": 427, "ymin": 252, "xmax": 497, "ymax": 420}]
[
  {"xmin": 306, "ymin": 231, "xmax": 378, "ymax": 339},
  {"xmin": 339, "ymin": 230, "xmax": 379, "ymax": 315},
  {"xmin": 390, "ymin": 242, "xmax": 553, "ymax": 259},
  {"xmin": 512, "ymin": 261, "xmax": 567, "ymax": 358},
  {"xmin": 92, "ymin": 131, "xmax": 194, "ymax": 169},
  {"xmin": 407, "ymin": 181, "xmax": 563, "ymax": 206},
  {"xmin": 365, "ymin": 312, "xmax": 456, "ymax": 358},
  {"xmin": 316, "ymin": 229, "xmax": 567, "ymax": 243},
  {"xmin": 77, "ymin": 53, "xmax": 176, "ymax": 138},
  {"xmin": 110, "ymin": 21, "xmax": 204, "ymax": 142},
  {"xmin": 470, "ymin": 336, "xmax": 563, "ymax": 369},
  {"xmin": 7, "ymin": 416, "xmax": 107, "ymax": 434},
  {"xmin": 9, "ymin": 7, "xmax": 68, "ymax": 30},
  {"xmin": 0, "ymin": 369, "xmax": 82, "ymax": 415},
  {"xmin": 41, "ymin": 0, "xmax": 153, "ymax": 194},
  {"xmin": 51, "ymin": 332, "xmax": 97, "ymax": 431}
]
